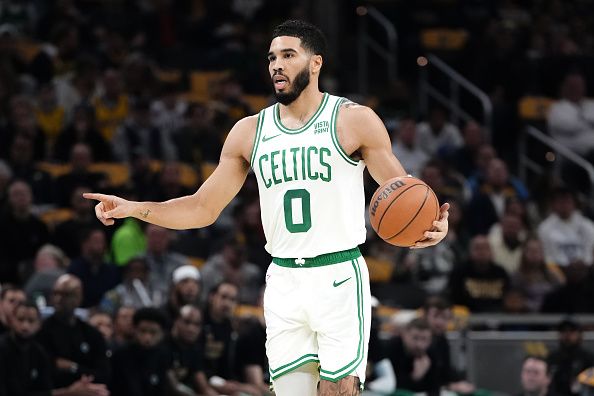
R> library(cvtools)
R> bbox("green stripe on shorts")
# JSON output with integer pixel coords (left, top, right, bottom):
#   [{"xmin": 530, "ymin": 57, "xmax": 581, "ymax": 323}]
[{"xmin": 320, "ymin": 258, "xmax": 365, "ymax": 382}]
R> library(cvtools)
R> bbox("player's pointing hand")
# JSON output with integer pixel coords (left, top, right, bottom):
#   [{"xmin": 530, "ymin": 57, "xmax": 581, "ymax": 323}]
[{"xmin": 83, "ymin": 193, "xmax": 134, "ymax": 226}]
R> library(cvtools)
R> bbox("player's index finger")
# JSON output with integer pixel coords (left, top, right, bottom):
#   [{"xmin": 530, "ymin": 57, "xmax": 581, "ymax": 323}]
[{"xmin": 83, "ymin": 192, "xmax": 109, "ymax": 201}]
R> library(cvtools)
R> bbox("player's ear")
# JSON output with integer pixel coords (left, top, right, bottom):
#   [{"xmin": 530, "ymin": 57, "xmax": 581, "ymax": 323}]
[{"xmin": 310, "ymin": 54, "xmax": 323, "ymax": 74}]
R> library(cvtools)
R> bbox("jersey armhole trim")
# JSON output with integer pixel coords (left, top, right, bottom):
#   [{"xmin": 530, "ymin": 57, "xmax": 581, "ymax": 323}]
[
  {"xmin": 331, "ymin": 98, "xmax": 360, "ymax": 166},
  {"xmin": 250, "ymin": 110, "xmax": 265, "ymax": 167}
]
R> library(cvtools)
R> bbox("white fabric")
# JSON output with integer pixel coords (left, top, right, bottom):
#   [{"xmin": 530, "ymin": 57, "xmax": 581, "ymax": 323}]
[
  {"xmin": 252, "ymin": 94, "xmax": 366, "ymax": 258},
  {"xmin": 537, "ymin": 212, "xmax": 594, "ymax": 266},
  {"xmin": 367, "ymin": 359, "xmax": 396, "ymax": 394},
  {"xmin": 415, "ymin": 121, "xmax": 463, "ymax": 156},
  {"xmin": 264, "ymin": 258, "xmax": 371, "ymax": 383},
  {"xmin": 547, "ymin": 99, "xmax": 594, "ymax": 156}
]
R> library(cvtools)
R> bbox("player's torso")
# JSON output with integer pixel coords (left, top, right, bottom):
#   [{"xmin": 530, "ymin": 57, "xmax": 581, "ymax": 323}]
[{"xmin": 251, "ymin": 93, "xmax": 367, "ymax": 258}]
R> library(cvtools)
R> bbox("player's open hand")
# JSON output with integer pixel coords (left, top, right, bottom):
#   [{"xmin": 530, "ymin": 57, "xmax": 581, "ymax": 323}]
[
  {"xmin": 83, "ymin": 193, "xmax": 134, "ymax": 226},
  {"xmin": 410, "ymin": 202, "xmax": 449, "ymax": 249}
]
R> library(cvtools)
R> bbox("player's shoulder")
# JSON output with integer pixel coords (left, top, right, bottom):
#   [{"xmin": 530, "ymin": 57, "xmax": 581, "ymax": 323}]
[{"xmin": 336, "ymin": 97, "xmax": 381, "ymax": 127}]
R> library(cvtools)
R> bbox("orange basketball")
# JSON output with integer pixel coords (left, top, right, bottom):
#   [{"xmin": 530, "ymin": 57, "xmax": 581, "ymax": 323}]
[{"xmin": 369, "ymin": 176, "xmax": 440, "ymax": 247}]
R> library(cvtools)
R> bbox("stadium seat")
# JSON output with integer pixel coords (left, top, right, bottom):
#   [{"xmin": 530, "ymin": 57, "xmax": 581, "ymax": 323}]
[
  {"xmin": 89, "ymin": 163, "xmax": 130, "ymax": 187},
  {"xmin": 243, "ymin": 95, "xmax": 270, "ymax": 112},
  {"xmin": 364, "ymin": 256, "xmax": 394, "ymax": 283},
  {"xmin": 420, "ymin": 28, "xmax": 468, "ymax": 50},
  {"xmin": 518, "ymin": 96, "xmax": 554, "ymax": 120},
  {"xmin": 187, "ymin": 256, "xmax": 205, "ymax": 268},
  {"xmin": 40, "ymin": 208, "xmax": 74, "ymax": 229}
]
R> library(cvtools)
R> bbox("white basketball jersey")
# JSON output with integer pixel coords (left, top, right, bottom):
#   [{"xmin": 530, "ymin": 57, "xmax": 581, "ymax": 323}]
[{"xmin": 251, "ymin": 93, "xmax": 367, "ymax": 258}]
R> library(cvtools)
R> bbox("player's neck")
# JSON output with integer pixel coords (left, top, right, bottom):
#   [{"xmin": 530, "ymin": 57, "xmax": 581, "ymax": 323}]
[{"xmin": 279, "ymin": 86, "xmax": 324, "ymax": 122}]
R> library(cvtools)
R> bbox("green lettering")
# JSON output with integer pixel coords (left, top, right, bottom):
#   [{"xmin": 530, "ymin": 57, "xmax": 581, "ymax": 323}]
[
  {"xmin": 281, "ymin": 149, "xmax": 293, "ymax": 182},
  {"xmin": 270, "ymin": 150, "xmax": 282, "ymax": 185},
  {"xmin": 290, "ymin": 147, "xmax": 300, "ymax": 181},
  {"xmin": 258, "ymin": 154, "xmax": 272, "ymax": 188},
  {"xmin": 307, "ymin": 146, "xmax": 319, "ymax": 180},
  {"xmin": 320, "ymin": 147, "xmax": 332, "ymax": 182},
  {"xmin": 301, "ymin": 146, "xmax": 306, "ymax": 180}
]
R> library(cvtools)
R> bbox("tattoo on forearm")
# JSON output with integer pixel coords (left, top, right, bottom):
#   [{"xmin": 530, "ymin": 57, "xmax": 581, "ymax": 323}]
[{"xmin": 140, "ymin": 209, "xmax": 151, "ymax": 219}]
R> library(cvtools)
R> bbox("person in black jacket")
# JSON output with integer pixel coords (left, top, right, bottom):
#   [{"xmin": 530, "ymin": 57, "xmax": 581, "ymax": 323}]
[
  {"xmin": 0, "ymin": 301, "xmax": 109, "ymax": 396},
  {"xmin": 387, "ymin": 318, "xmax": 441, "ymax": 396},
  {"xmin": 109, "ymin": 307, "xmax": 173, "ymax": 396},
  {"xmin": 37, "ymin": 274, "xmax": 111, "ymax": 389}
]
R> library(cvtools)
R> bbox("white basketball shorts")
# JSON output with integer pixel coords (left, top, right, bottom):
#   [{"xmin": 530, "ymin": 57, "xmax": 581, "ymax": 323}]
[{"xmin": 263, "ymin": 247, "xmax": 371, "ymax": 384}]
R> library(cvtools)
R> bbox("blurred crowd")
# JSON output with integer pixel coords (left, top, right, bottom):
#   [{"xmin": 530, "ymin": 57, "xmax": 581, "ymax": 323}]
[{"xmin": 1, "ymin": 0, "xmax": 594, "ymax": 395}]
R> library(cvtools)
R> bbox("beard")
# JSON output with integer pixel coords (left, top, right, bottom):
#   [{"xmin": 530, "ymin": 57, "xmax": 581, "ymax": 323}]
[{"xmin": 273, "ymin": 66, "xmax": 310, "ymax": 105}]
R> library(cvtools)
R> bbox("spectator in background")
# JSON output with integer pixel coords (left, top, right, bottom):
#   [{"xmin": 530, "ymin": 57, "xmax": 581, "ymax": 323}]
[
  {"xmin": 538, "ymin": 187, "xmax": 594, "ymax": 267},
  {"xmin": 151, "ymin": 81, "xmax": 187, "ymax": 140},
  {"xmin": 512, "ymin": 238, "xmax": 564, "ymax": 313},
  {"xmin": 488, "ymin": 213, "xmax": 526, "ymax": 275},
  {"xmin": 391, "ymin": 117, "xmax": 429, "ymax": 177},
  {"xmin": 416, "ymin": 106, "xmax": 463, "ymax": 158},
  {"xmin": 101, "ymin": 256, "xmax": 165, "ymax": 314},
  {"xmin": 165, "ymin": 305, "xmax": 217, "ymax": 396},
  {"xmin": 112, "ymin": 305, "xmax": 135, "ymax": 349},
  {"xmin": 25, "ymin": 244, "xmax": 68, "ymax": 306},
  {"xmin": 109, "ymin": 307, "xmax": 173, "ymax": 396},
  {"xmin": 422, "ymin": 297, "xmax": 475, "ymax": 394},
  {"xmin": 420, "ymin": 160, "xmax": 467, "ymax": 206},
  {"xmin": 445, "ymin": 200, "xmax": 472, "ymax": 264},
  {"xmin": 54, "ymin": 104, "xmax": 112, "ymax": 163},
  {"xmin": 174, "ymin": 102, "xmax": 223, "ymax": 165},
  {"xmin": 113, "ymin": 97, "xmax": 175, "ymax": 162},
  {"xmin": 466, "ymin": 143, "xmax": 498, "ymax": 191},
  {"xmin": 0, "ymin": 302, "xmax": 110, "ymax": 396},
  {"xmin": 54, "ymin": 143, "xmax": 108, "ymax": 207},
  {"xmin": 0, "ymin": 160, "xmax": 12, "ymax": 209},
  {"xmin": 547, "ymin": 73, "xmax": 594, "ymax": 160},
  {"xmin": 450, "ymin": 120, "xmax": 485, "ymax": 178},
  {"xmin": 548, "ymin": 319, "xmax": 594, "ymax": 396},
  {"xmin": 162, "ymin": 265, "xmax": 202, "ymax": 323},
  {"xmin": 201, "ymin": 236, "xmax": 262, "ymax": 305},
  {"xmin": 542, "ymin": 260, "xmax": 594, "ymax": 313},
  {"xmin": 145, "ymin": 224, "xmax": 190, "ymax": 289},
  {"xmin": 467, "ymin": 158, "xmax": 530, "ymax": 235},
  {"xmin": 146, "ymin": 162, "xmax": 194, "ymax": 202},
  {"xmin": 35, "ymin": 82, "xmax": 66, "ymax": 156},
  {"xmin": 386, "ymin": 318, "xmax": 440, "ymax": 394},
  {"xmin": 54, "ymin": 55, "xmax": 99, "ymax": 120},
  {"xmin": 201, "ymin": 281, "xmax": 260, "ymax": 395},
  {"xmin": 29, "ymin": 22, "xmax": 79, "ymax": 84},
  {"xmin": 38, "ymin": 274, "xmax": 110, "ymax": 389},
  {"xmin": 449, "ymin": 235, "xmax": 510, "ymax": 312},
  {"xmin": 92, "ymin": 69, "xmax": 129, "ymax": 142},
  {"xmin": 67, "ymin": 228, "xmax": 120, "ymax": 308},
  {"xmin": 0, "ymin": 286, "xmax": 26, "ymax": 334},
  {"xmin": 7, "ymin": 133, "xmax": 53, "ymax": 203},
  {"xmin": 53, "ymin": 186, "xmax": 97, "ymax": 259},
  {"xmin": 0, "ymin": 180, "xmax": 49, "ymax": 284},
  {"xmin": 6, "ymin": 95, "xmax": 47, "ymax": 161},
  {"xmin": 518, "ymin": 356, "xmax": 554, "ymax": 396},
  {"xmin": 88, "ymin": 311, "xmax": 114, "ymax": 347}
]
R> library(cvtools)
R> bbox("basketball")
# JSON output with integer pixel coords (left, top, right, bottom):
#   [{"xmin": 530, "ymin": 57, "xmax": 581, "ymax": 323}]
[{"xmin": 369, "ymin": 176, "xmax": 440, "ymax": 247}]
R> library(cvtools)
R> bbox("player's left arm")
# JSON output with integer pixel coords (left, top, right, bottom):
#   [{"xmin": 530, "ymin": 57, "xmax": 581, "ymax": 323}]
[{"xmin": 336, "ymin": 102, "xmax": 449, "ymax": 248}]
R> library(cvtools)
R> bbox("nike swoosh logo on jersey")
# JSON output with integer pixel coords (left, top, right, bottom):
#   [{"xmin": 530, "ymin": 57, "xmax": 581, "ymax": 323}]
[
  {"xmin": 333, "ymin": 277, "xmax": 351, "ymax": 287},
  {"xmin": 262, "ymin": 133, "xmax": 281, "ymax": 142}
]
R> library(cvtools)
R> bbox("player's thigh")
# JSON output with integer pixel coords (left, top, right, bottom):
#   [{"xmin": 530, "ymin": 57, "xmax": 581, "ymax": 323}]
[
  {"xmin": 318, "ymin": 375, "xmax": 361, "ymax": 396},
  {"xmin": 312, "ymin": 258, "xmax": 371, "ymax": 383}
]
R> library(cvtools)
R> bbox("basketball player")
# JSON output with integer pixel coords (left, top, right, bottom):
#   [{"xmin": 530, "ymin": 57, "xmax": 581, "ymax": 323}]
[{"xmin": 85, "ymin": 20, "xmax": 450, "ymax": 396}]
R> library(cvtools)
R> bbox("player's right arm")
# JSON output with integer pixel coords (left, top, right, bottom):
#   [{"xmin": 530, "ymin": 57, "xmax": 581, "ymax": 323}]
[{"xmin": 84, "ymin": 116, "xmax": 257, "ymax": 230}]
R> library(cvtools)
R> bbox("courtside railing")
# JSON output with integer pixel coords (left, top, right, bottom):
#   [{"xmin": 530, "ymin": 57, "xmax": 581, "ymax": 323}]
[
  {"xmin": 357, "ymin": 5, "xmax": 398, "ymax": 96},
  {"xmin": 419, "ymin": 54, "xmax": 493, "ymax": 141}
]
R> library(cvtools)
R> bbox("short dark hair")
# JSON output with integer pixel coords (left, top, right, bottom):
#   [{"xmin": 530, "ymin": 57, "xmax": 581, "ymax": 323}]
[
  {"xmin": 272, "ymin": 20, "xmax": 327, "ymax": 59},
  {"xmin": 424, "ymin": 296, "xmax": 452, "ymax": 312},
  {"xmin": 133, "ymin": 307, "xmax": 168, "ymax": 329},
  {"xmin": 0, "ymin": 285, "xmax": 24, "ymax": 300},
  {"xmin": 406, "ymin": 317, "xmax": 431, "ymax": 331},
  {"xmin": 13, "ymin": 301, "xmax": 40, "ymax": 318}
]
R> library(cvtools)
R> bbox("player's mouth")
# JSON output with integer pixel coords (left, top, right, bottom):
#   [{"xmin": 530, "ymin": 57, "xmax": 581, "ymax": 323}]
[{"xmin": 273, "ymin": 74, "xmax": 289, "ymax": 90}]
